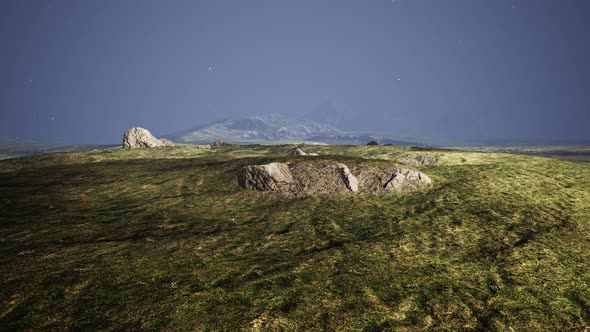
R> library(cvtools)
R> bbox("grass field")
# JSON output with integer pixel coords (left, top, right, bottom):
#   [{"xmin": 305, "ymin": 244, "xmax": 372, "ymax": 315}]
[
  {"xmin": 457, "ymin": 145, "xmax": 590, "ymax": 163},
  {"xmin": 1, "ymin": 144, "xmax": 589, "ymax": 331}
]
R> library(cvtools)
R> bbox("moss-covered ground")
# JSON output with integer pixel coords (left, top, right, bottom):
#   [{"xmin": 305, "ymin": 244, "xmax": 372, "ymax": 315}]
[{"xmin": 1, "ymin": 145, "xmax": 589, "ymax": 331}]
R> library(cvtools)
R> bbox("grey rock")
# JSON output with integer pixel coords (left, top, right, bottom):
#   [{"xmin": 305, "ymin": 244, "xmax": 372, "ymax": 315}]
[
  {"xmin": 384, "ymin": 168, "xmax": 432, "ymax": 193},
  {"xmin": 123, "ymin": 127, "xmax": 165, "ymax": 148},
  {"xmin": 238, "ymin": 162, "xmax": 294, "ymax": 191},
  {"xmin": 160, "ymin": 138, "xmax": 175, "ymax": 147},
  {"xmin": 397, "ymin": 154, "xmax": 438, "ymax": 167},
  {"xmin": 238, "ymin": 162, "xmax": 433, "ymax": 196},
  {"xmin": 336, "ymin": 164, "xmax": 359, "ymax": 193},
  {"xmin": 289, "ymin": 147, "xmax": 307, "ymax": 156},
  {"xmin": 288, "ymin": 147, "xmax": 318, "ymax": 156}
]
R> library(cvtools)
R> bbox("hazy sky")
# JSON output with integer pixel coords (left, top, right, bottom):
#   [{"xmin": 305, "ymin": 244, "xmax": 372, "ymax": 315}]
[{"xmin": 1, "ymin": 0, "xmax": 589, "ymax": 144}]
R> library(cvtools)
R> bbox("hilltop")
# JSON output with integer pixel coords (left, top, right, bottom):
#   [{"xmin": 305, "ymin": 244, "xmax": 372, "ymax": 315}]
[{"xmin": 0, "ymin": 145, "xmax": 589, "ymax": 330}]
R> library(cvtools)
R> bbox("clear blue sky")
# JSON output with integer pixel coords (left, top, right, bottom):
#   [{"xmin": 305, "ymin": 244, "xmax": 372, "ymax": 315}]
[{"xmin": 1, "ymin": 0, "xmax": 589, "ymax": 144}]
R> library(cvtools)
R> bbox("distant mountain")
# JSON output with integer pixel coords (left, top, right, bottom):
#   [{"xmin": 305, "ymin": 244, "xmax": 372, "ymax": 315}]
[
  {"xmin": 167, "ymin": 114, "xmax": 342, "ymax": 144},
  {"xmin": 306, "ymin": 133, "xmax": 425, "ymax": 146},
  {"xmin": 166, "ymin": 114, "xmax": 432, "ymax": 146}
]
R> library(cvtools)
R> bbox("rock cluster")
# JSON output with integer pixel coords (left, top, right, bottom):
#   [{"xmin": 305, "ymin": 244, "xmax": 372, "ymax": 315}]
[
  {"xmin": 238, "ymin": 161, "xmax": 432, "ymax": 196},
  {"xmin": 123, "ymin": 127, "xmax": 175, "ymax": 148},
  {"xmin": 397, "ymin": 154, "xmax": 438, "ymax": 167},
  {"xmin": 288, "ymin": 147, "xmax": 319, "ymax": 157}
]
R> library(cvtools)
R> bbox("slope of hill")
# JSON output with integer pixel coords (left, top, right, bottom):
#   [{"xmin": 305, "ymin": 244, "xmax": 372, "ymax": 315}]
[{"xmin": 1, "ymin": 145, "xmax": 589, "ymax": 330}]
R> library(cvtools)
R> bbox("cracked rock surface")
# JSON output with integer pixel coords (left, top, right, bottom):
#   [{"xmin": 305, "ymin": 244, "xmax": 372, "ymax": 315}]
[{"xmin": 238, "ymin": 161, "xmax": 432, "ymax": 196}]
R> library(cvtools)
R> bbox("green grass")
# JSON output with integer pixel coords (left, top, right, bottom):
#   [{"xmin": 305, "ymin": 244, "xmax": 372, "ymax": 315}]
[{"xmin": 1, "ymin": 145, "xmax": 589, "ymax": 331}]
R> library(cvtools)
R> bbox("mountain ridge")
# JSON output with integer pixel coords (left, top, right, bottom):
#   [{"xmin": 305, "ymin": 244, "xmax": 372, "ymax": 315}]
[{"xmin": 165, "ymin": 114, "xmax": 425, "ymax": 146}]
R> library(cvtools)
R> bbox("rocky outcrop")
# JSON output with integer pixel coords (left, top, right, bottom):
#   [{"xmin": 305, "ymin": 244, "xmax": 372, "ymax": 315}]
[
  {"xmin": 383, "ymin": 168, "xmax": 432, "ymax": 193},
  {"xmin": 238, "ymin": 162, "xmax": 294, "ymax": 191},
  {"xmin": 397, "ymin": 154, "xmax": 438, "ymax": 167},
  {"xmin": 123, "ymin": 127, "xmax": 173, "ymax": 148},
  {"xmin": 238, "ymin": 161, "xmax": 432, "ymax": 196},
  {"xmin": 288, "ymin": 147, "xmax": 318, "ymax": 157},
  {"xmin": 337, "ymin": 164, "xmax": 359, "ymax": 193}
]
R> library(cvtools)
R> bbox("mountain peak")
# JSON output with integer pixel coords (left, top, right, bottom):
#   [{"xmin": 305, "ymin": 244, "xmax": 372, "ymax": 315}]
[{"xmin": 168, "ymin": 114, "xmax": 341, "ymax": 144}]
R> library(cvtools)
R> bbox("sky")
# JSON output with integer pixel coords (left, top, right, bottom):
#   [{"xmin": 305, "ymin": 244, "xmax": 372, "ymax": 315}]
[{"xmin": 1, "ymin": 0, "xmax": 589, "ymax": 144}]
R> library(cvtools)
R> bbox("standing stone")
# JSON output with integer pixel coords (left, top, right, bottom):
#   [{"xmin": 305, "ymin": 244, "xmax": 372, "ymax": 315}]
[{"xmin": 337, "ymin": 163, "xmax": 359, "ymax": 193}]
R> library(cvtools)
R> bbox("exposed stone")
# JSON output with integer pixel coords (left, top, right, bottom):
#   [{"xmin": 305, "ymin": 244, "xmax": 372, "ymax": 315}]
[
  {"xmin": 212, "ymin": 139, "xmax": 226, "ymax": 147},
  {"xmin": 289, "ymin": 147, "xmax": 307, "ymax": 156},
  {"xmin": 238, "ymin": 162, "xmax": 294, "ymax": 191},
  {"xmin": 337, "ymin": 164, "xmax": 359, "ymax": 193},
  {"xmin": 397, "ymin": 154, "xmax": 438, "ymax": 167},
  {"xmin": 383, "ymin": 168, "xmax": 432, "ymax": 193},
  {"xmin": 160, "ymin": 138, "xmax": 175, "ymax": 147},
  {"xmin": 123, "ymin": 127, "xmax": 165, "ymax": 148},
  {"xmin": 288, "ymin": 147, "xmax": 318, "ymax": 156},
  {"xmin": 238, "ymin": 161, "xmax": 432, "ymax": 196}
]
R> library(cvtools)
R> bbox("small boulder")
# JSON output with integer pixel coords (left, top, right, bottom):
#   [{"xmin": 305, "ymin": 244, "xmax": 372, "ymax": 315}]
[
  {"xmin": 337, "ymin": 164, "xmax": 359, "ymax": 193},
  {"xmin": 238, "ymin": 162, "xmax": 294, "ymax": 191},
  {"xmin": 123, "ymin": 127, "xmax": 165, "ymax": 148},
  {"xmin": 289, "ymin": 147, "xmax": 307, "ymax": 156},
  {"xmin": 383, "ymin": 168, "xmax": 432, "ymax": 193}
]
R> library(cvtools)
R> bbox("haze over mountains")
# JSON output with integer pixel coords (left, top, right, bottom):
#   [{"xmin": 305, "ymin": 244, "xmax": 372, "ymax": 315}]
[{"xmin": 166, "ymin": 113, "xmax": 424, "ymax": 146}]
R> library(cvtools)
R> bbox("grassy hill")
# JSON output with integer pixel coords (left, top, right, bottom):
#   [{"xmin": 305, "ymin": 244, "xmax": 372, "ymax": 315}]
[{"xmin": 1, "ymin": 145, "xmax": 589, "ymax": 331}]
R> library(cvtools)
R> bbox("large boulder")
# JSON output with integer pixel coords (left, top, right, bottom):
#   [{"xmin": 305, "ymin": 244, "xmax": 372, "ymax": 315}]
[
  {"xmin": 384, "ymin": 168, "xmax": 432, "ymax": 192},
  {"xmin": 238, "ymin": 162, "xmax": 294, "ymax": 191},
  {"xmin": 123, "ymin": 127, "xmax": 171, "ymax": 148}
]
